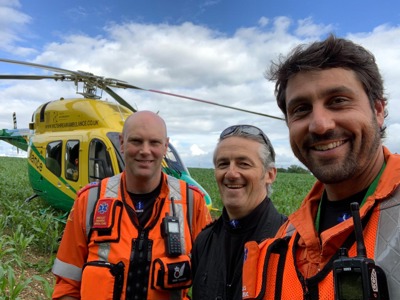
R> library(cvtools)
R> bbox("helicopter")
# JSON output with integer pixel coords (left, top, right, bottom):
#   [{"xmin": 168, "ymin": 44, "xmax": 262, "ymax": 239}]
[{"xmin": 0, "ymin": 58, "xmax": 284, "ymax": 213}]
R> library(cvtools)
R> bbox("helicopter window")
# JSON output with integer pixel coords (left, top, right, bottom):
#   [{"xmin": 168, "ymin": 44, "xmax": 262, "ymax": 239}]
[
  {"xmin": 46, "ymin": 141, "xmax": 62, "ymax": 177},
  {"xmin": 106, "ymin": 132, "xmax": 125, "ymax": 172},
  {"xmin": 88, "ymin": 139, "xmax": 114, "ymax": 182},
  {"xmin": 163, "ymin": 143, "xmax": 188, "ymax": 178},
  {"xmin": 65, "ymin": 140, "xmax": 80, "ymax": 181}
]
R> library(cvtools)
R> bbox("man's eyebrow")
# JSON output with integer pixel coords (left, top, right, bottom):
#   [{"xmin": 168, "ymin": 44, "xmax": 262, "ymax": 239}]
[
  {"xmin": 287, "ymin": 85, "xmax": 355, "ymax": 107},
  {"xmin": 321, "ymin": 85, "xmax": 355, "ymax": 97}
]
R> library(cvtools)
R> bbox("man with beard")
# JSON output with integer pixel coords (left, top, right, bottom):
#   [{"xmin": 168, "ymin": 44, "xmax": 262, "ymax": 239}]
[{"xmin": 242, "ymin": 35, "xmax": 400, "ymax": 299}]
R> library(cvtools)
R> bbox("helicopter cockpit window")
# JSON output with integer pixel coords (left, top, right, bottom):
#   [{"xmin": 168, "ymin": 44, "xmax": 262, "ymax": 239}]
[
  {"xmin": 163, "ymin": 143, "xmax": 188, "ymax": 178},
  {"xmin": 89, "ymin": 139, "xmax": 114, "ymax": 182},
  {"xmin": 65, "ymin": 140, "xmax": 79, "ymax": 181},
  {"xmin": 106, "ymin": 132, "xmax": 125, "ymax": 173},
  {"xmin": 46, "ymin": 141, "xmax": 62, "ymax": 177}
]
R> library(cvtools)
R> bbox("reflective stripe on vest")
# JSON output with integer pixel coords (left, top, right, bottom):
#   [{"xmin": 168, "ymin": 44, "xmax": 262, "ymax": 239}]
[
  {"xmin": 52, "ymin": 257, "xmax": 83, "ymax": 282},
  {"xmin": 375, "ymin": 186, "xmax": 400, "ymax": 299}
]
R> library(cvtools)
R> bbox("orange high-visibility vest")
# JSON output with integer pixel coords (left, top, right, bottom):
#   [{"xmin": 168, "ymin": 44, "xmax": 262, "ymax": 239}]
[
  {"xmin": 53, "ymin": 171, "xmax": 211, "ymax": 300},
  {"xmin": 243, "ymin": 147, "xmax": 400, "ymax": 300}
]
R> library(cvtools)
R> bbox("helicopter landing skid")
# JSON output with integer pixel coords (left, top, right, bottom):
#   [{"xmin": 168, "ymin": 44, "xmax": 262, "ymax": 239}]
[{"xmin": 25, "ymin": 194, "xmax": 39, "ymax": 203}]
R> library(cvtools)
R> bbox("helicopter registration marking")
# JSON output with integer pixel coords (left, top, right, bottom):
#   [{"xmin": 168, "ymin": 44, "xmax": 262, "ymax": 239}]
[
  {"xmin": 29, "ymin": 152, "xmax": 43, "ymax": 172},
  {"xmin": 45, "ymin": 120, "xmax": 99, "ymax": 129}
]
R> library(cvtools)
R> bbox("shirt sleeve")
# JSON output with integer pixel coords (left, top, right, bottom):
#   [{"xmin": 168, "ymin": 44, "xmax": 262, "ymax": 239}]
[{"xmin": 52, "ymin": 191, "xmax": 90, "ymax": 299}]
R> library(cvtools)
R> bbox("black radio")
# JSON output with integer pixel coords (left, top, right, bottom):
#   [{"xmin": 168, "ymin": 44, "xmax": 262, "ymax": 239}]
[
  {"xmin": 333, "ymin": 202, "xmax": 389, "ymax": 300},
  {"xmin": 161, "ymin": 214, "xmax": 182, "ymax": 257},
  {"xmin": 161, "ymin": 197, "xmax": 182, "ymax": 257}
]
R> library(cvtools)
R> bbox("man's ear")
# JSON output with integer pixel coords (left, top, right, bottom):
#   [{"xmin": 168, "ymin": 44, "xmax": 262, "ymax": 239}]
[
  {"xmin": 374, "ymin": 99, "xmax": 385, "ymax": 127},
  {"xmin": 119, "ymin": 133, "xmax": 124, "ymax": 154},
  {"xmin": 265, "ymin": 167, "xmax": 277, "ymax": 185},
  {"xmin": 164, "ymin": 137, "xmax": 170, "ymax": 155}
]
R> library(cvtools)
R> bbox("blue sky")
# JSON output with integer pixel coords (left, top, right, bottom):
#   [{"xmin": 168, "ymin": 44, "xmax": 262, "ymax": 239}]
[{"xmin": 1, "ymin": 0, "xmax": 400, "ymax": 168}]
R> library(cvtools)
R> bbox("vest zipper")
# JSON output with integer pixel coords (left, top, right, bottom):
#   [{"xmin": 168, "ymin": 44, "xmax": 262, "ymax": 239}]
[{"xmin": 301, "ymin": 277, "xmax": 311, "ymax": 300}]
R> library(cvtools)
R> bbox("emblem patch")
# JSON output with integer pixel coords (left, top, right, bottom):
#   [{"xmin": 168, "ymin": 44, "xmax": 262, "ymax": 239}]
[{"xmin": 93, "ymin": 198, "xmax": 113, "ymax": 229}]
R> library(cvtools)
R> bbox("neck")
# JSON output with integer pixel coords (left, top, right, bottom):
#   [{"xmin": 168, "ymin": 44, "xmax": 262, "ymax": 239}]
[
  {"xmin": 226, "ymin": 195, "xmax": 267, "ymax": 220},
  {"xmin": 125, "ymin": 172, "xmax": 162, "ymax": 194}
]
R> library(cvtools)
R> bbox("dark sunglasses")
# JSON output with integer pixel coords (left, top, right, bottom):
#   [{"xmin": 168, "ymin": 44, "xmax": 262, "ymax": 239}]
[{"xmin": 220, "ymin": 125, "xmax": 275, "ymax": 161}]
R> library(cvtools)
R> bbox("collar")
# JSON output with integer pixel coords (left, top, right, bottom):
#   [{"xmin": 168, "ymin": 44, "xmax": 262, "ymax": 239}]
[{"xmin": 222, "ymin": 197, "xmax": 270, "ymax": 232}]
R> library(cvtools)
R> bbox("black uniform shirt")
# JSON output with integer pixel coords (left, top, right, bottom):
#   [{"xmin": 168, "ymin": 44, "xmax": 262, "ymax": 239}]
[{"xmin": 191, "ymin": 197, "xmax": 287, "ymax": 300}]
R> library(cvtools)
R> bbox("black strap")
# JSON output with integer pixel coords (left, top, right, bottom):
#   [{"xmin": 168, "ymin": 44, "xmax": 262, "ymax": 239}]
[
  {"xmin": 186, "ymin": 183, "xmax": 193, "ymax": 240},
  {"xmin": 293, "ymin": 203, "xmax": 376, "ymax": 299},
  {"xmin": 257, "ymin": 237, "xmax": 290, "ymax": 300}
]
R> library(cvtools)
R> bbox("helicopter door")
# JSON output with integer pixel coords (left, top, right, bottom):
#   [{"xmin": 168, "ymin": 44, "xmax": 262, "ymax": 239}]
[{"xmin": 88, "ymin": 138, "xmax": 114, "ymax": 182}]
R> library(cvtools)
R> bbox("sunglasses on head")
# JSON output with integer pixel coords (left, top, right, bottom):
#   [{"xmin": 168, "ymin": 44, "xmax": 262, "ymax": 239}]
[{"xmin": 220, "ymin": 125, "xmax": 275, "ymax": 161}]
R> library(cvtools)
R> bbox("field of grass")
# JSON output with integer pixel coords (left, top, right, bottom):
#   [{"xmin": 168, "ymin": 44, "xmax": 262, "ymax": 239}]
[{"xmin": 0, "ymin": 157, "xmax": 316, "ymax": 299}]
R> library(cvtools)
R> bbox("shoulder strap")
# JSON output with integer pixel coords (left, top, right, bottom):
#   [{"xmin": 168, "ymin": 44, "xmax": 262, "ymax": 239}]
[
  {"xmin": 260, "ymin": 237, "xmax": 290, "ymax": 300},
  {"xmin": 86, "ymin": 181, "xmax": 101, "ymax": 241},
  {"xmin": 186, "ymin": 183, "xmax": 194, "ymax": 236},
  {"xmin": 242, "ymin": 237, "xmax": 290, "ymax": 300}
]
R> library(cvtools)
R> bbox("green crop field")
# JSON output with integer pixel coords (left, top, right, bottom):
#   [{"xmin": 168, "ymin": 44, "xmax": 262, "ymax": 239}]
[{"xmin": 0, "ymin": 157, "xmax": 316, "ymax": 299}]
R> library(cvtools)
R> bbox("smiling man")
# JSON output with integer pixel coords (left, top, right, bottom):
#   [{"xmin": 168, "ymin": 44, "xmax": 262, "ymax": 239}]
[
  {"xmin": 52, "ymin": 111, "xmax": 211, "ymax": 300},
  {"xmin": 191, "ymin": 124, "xmax": 287, "ymax": 300},
  {"xmin": 242, "ymin": 35, "xmax": 400, "ymax": 299}
]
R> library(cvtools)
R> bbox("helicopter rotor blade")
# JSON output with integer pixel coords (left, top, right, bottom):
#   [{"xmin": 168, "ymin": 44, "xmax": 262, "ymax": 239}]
[
  {"xmin": 0, "ymin": 58, "xmax": 81, "ymax": 76},
  {"xmin": 105, "ymin": 81, "xmax": 285, "ymax": 120},
  {"xmin": 0, "ymin": 74, "xmax": 67, "ymax": 81},
  {"xmin": 103, "ymin": 86, "xmax": 137, "ymax": 112},
  {"xmin": 0, "ymin": 58, "xmax": 284, "ymax": 120},
  {"xmin": 146, "ymin": 89, "xmax": 285, "ymax": 120}
]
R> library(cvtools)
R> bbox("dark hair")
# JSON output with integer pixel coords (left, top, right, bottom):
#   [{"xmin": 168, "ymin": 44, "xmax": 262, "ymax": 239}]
[{"xmin": 266, "ymin": 34, "xmax": 388, "ymax": 137}]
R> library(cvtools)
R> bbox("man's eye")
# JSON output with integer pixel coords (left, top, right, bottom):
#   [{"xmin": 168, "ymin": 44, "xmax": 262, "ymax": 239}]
[
  {"xmin": 130, "ymin": 139, "xmax": 142, "ymax": 145},
  {"xmin": 331, "ymin": 97, "xmax": 348, "ymax": 104},
  {"xmin": 151, "ymin": 141, "xmax": 162, "ymax": 145},
  {"xmin": 293, "ymin": 104, "xmax": 310, "ymax": 114},
  {"xmin": 239, "ymin": 162, "xmax": 251, "ymax": 168},
  {"xmin": 216, "ymin": 162, "xmax": 228, "ymax": 168}
]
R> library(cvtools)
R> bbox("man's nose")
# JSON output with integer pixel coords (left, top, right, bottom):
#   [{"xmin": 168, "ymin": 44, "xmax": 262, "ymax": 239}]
[
  {"xmin": 225, "ymin": 164, "xmax": 240, "ymax": 179},
  {"xmin": 140, "ymin": 142, "xmax": 151, "ymax": 154},
  {"xmin": 308, "ymin": 107, "xmax": 335, "ymax": 135}
]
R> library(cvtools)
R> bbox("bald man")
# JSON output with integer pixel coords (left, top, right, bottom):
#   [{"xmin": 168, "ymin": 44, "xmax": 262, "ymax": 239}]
[{"xmin": 52, "ymin": 111, "xmax": 211, "ymax": 300}]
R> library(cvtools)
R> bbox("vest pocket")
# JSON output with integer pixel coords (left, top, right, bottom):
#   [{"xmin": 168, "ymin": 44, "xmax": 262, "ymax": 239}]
[
  {"xmin": 81, "ymin": 260, "xmax": 125, "ymax": 300},
  {"xmin": 151, "ymin": 255, "xmax": 192, "ymax": 290}
]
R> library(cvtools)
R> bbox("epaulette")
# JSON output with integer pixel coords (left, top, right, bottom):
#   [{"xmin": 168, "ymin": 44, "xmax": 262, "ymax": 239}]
[
  {"xmin": 77, "ymin": 181, "xmax": 100, "ymax": 196},
  {"xmin": 188, "ymin": 184, "xmax": 205, "ymax": 197}
]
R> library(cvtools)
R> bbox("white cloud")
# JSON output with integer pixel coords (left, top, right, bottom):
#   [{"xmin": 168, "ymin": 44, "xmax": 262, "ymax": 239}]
[
  {"xmin": 0, "ymin": 1, "xmax": 35, "ymax": 56},
  {"xmin": 190, "ymin": 144, "xmax": 207, "ymax": 156},
  {"xmin": 1, "ymin": 10, "xmax": 400, "ymax": 169}
]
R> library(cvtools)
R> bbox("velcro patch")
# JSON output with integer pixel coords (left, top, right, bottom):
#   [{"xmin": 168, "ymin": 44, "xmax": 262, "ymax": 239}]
[
  {"xmin": 92, "ymin": 198, "xmax": 114, "ymax": 229},
  {"xmin": 167, "ymin": 261, "xmax": 191, "ymax": 285}
]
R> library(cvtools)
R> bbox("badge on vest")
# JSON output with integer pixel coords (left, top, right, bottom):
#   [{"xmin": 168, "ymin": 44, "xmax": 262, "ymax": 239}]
[
  {"xmin": 152, "ymin": 256, "xmax": 193, "ymax": 290},
  {"xmin": 93, "ymin": 198, "xmax": 115, "ymax": 229}
]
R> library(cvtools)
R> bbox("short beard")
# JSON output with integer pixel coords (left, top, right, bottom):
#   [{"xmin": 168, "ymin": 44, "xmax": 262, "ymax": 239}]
[{"xmin": 300, "ymin": 119, "xmax": 381, "ymax": 184}]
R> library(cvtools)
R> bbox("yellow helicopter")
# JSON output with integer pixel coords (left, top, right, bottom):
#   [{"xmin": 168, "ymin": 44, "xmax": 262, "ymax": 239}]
[{"xmin": 0, "ymin": 58, "xmax": 284, "ymax": 213}]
